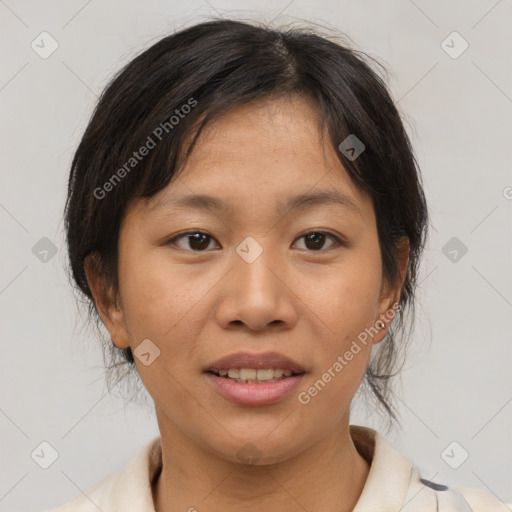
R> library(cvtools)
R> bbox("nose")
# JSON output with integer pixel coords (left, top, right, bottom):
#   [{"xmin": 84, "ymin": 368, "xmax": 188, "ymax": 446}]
[{"xmin": 214, "ymin": 242, "xmax": 299, "ymax": 332}]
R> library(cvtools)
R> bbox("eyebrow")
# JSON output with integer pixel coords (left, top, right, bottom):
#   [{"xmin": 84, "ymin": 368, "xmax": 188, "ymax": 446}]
[{"xmin": 149, "ymin": 189, "xmax": 361, "ymax": 216}]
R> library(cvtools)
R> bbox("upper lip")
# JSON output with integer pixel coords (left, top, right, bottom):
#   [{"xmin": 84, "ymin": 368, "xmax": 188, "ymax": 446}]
[{"xmin": 205, "ymin": 351, "xmax": 306, "ymax": 374}]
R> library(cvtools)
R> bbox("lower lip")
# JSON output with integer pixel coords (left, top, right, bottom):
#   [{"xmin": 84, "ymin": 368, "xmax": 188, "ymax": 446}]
[{"xmin": 205, "ymin": 372, "xmax": 305, "ymax": 406}]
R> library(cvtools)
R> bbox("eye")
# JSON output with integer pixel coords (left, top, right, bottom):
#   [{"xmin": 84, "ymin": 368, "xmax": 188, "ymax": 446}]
[
  {"xmin": 167, "ymin": 231, "xmax": 220, "ymax": 251},
  {"xmin": 293, "ymin": 231, "xmax": 342, "ymax": 251},
  {"xmin": 166, "ymin": 230, "xmax": 343, "ymax": 252}
]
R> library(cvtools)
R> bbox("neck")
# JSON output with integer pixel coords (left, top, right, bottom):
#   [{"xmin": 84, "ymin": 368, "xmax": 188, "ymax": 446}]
[{"xmin": 152, "ymin": 414, "xmax": 371, "ymax": 512}]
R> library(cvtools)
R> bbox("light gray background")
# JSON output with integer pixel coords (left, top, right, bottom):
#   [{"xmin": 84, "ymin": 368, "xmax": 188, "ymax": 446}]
[{"xmin": 1, "ymin": 0, "xmax": 511, "ymax": 510}]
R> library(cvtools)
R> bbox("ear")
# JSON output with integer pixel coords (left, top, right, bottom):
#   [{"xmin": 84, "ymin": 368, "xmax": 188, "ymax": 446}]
[
  {"xmin": 372, "ymin": 237, "xmax": 410, "ymax": 345},
  {"xmin": 84, "ymin": 252, "xmax": 130, "ymax": 349}
]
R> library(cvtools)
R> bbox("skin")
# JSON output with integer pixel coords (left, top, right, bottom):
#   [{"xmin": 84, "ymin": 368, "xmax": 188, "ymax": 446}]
[{"xmin": 85, "ymin": 94, "xmax": 409, "ymax": 512}]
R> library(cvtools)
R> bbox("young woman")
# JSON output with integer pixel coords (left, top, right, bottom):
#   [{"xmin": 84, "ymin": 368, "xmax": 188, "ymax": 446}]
[{"xmin": 52, "ymin": 18, "xmax": 508, "ymax": 512}]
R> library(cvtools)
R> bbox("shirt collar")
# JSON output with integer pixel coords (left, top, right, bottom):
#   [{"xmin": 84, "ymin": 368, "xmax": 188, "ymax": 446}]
[
  {"xmin": 350, "ymin": 425, "xmax": 413, "ymax": 512},
  {"xmin": 75, "ymin": 425, "xmax": 412, "ymax": 511}
]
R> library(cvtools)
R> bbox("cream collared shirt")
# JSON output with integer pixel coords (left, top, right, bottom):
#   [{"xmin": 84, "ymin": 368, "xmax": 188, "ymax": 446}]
[{"xmin": 47, "ymin": 426, "xmax": 510, "ymax": 511}]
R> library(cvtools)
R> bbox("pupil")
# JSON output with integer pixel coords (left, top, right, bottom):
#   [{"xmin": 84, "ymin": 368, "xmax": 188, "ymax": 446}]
[
  {"xmin": 306, "ymin": 232, "xmax": 325, "ymax": 250},
  {"xmin": 189, "ymin": 233, "xmax": 209, "ymax": 250}
]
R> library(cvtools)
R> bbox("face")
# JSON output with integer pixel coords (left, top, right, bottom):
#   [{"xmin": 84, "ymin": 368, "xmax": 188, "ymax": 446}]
[{"xmin": 87, "ymin": 95, "xmax": 406, "ymax": 464}]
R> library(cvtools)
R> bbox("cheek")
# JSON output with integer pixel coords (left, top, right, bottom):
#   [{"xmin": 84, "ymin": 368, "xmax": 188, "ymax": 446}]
[
  {"xmin": 332, "ymin": 266, "xmax": 381, "ymax": 335},
  {"xmin": 298, "ymin": 268, "xmax": 380, "ymax": 420},
  {"xmin": 118, "ymin": 247, "xmax": 198, "ymax": 339},
  {"xmin": 117, "ymin": 245, "xmax": 220, "ymax": 386},
  {"xmin": 301, "ymin": 245, "xmax": 383, "ymax": 397},
  {"xmin": 309, "ymin": 248, "xmax": 383, "ymax": 343},
  {"xmin": 117, "ymin": 249, "xmax": 209, "ymax": 409}
]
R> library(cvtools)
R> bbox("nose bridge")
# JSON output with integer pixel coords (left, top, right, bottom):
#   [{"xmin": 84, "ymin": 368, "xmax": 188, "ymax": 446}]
[
  {"xmin": 215, "ymin": 234, "xmax": 297, "ymax": 331},
  {"xmin": 233, "ymin": 235, "xmax": 281, "ymax": 297}
]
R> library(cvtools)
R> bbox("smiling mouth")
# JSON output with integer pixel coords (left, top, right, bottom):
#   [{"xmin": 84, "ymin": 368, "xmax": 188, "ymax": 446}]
[{"xmin": 207, "ymin": 368, "xmax": 305, "ymax": 384}]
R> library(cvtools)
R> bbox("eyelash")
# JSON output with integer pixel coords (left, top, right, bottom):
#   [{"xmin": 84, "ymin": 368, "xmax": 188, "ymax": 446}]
[{"xmin": 165, "ymin": 230, "xmax": 344, "ymax": 252}]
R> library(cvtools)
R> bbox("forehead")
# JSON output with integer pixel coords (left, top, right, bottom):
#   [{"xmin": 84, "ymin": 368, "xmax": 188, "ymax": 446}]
[
  {"xmin": 181, "ymin": 95, "xmax": 332, "ymax": 170},
  {"xmin": 139, "ymin": 95, "xmax": 373, "ymax": 219}
]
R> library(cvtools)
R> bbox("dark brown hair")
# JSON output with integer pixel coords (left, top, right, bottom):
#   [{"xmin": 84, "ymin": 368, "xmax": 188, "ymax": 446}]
[{"xmin": 64, "ymin": 18, "xmax": 429, "ymax": 426}]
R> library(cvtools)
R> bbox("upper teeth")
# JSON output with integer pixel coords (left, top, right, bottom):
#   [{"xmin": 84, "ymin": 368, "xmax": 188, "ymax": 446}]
[{"xmin": 219, "ymin": 368, "xmax": 294, "ymax": 380}]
